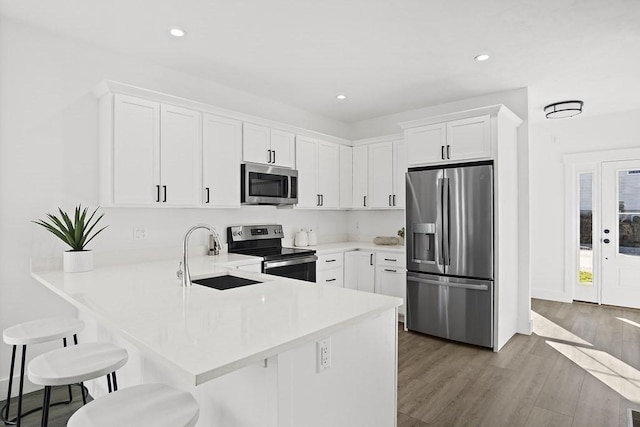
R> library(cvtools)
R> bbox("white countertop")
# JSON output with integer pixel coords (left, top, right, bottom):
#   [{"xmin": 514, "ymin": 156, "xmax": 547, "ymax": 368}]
[
  {"xmin": 31, "ymin": 255, "xmax": 401, "ymax": 386},
  {"xmin": 298, "ymin": 242, "xmax": 406, "ymax": 255}
]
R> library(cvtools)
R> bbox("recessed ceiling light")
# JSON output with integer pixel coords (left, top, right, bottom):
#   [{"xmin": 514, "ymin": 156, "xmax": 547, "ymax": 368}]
[
  {"xmin": 336, "ymin": 94, "xmax": 347, "ymax": 100},
  {"xmin": 474, "ymin": 54, "xmax": 490, "ymax": 61},
  {"xmin": 169, "ymin": 27, "xmax": 186, "ymax": 38}
]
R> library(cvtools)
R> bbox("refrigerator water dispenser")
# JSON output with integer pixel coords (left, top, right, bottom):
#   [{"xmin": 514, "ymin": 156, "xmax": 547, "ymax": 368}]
[{"xmin": 411, "ymin": 223, "xmax": 436, "ymax": 264}]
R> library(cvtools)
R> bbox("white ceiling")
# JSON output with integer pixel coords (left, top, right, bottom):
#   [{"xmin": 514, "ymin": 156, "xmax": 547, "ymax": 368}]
[{"xmin": 1, "ymin": 0, "xmax": 639, "ymax": 123}]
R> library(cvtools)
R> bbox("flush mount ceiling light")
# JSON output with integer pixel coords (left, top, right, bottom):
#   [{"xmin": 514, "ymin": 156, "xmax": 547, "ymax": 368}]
[
  {"xmin": 169, "ymin": 27, "xmax": 186, "ymax": 37},
  {"xmin": 544, "ymin": 100, "xmax": 584, "ymax": 119},
  {"xmin": 474, "ymin": 54, "xmax": 490, "ymax": 61},
  {"xmin": 336, "ymin": 94, "xmax": 347, "ymax": 100}
]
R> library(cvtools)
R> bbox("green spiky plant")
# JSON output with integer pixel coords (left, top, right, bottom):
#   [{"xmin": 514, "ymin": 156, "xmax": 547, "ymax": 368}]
[{"xmin": 33, "ymin": 205, "xmax": 108, "ymax": 251}]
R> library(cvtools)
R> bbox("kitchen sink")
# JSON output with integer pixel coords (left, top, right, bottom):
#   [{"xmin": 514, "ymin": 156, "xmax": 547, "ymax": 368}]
[{"xmin": 192, "ymin": 275, "xmax": 262, "ymax": 291}]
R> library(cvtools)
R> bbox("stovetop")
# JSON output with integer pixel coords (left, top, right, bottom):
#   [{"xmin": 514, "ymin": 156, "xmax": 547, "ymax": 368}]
[
  {"xmin": 227, "ymin": 224, "xmax": 315, "ymax": 260},
  {"xmin": 230, "ymin": 246, "xmax": 315, "ymax": 261}
]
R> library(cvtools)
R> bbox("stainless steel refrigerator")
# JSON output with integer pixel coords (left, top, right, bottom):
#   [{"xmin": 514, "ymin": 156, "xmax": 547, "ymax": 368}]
[{"xmin": 405, "ymin": 161, "xmax": 494, "ymax": 348}]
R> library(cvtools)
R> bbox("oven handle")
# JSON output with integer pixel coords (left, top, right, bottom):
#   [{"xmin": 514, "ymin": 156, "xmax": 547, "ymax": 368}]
[{"xmin": 263, "ymin": 255, "xmax": 318, "ymax": 269}]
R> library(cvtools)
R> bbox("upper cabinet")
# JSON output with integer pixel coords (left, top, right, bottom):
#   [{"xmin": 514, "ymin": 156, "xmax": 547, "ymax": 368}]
[
  {"xmin": 202, "ymin": 114, "xmax": 242, "ymax": 207},
  {"xmin": 339, "ymin": 145, "xmax": 353, "ymax": 209},
  {"xmin": 295, "ymin": 136, "xmax": 340, "ymax": 208},
  {"xmin": 404, "ymin": 114, "xmax": 491, "ymax": 166},
  {"xmin": 106, "ymin": 94, "xmax": 201, "ymax": 206},
  {"xmin": 352, "ymin": 137, "xmax": 405, "ymax": 209},
  {"xmin": 242, "ymin": 123, "xmax": 295, "ymax": 168}
]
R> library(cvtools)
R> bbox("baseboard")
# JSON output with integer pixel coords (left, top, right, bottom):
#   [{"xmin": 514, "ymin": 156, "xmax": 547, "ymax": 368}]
[{"xmin": 531, "ymin": 288, "xmax": 572, "ymax": 303}]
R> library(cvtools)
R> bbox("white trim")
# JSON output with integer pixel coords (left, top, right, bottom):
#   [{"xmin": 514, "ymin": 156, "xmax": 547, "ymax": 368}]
[
  {"xmin": 398, "ymin": 104, "xmax": 522, "ymax": 129},
  {"xmin": 351, "ymin": 133, "xmax": 403, "ymax": 146},
  {"xmin": 93, "ymin": 80, "xmax": 352, "ymax": 146},
  {"xmin": 563, "ymin": 147, "xmax": 640, "ymax": 164},
  {"xmin": 531, "ymin": 287, "xmax": 572, "ymax": 303}
]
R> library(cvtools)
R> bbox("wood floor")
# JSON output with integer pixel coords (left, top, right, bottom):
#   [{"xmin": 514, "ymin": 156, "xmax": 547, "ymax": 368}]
[
  {"xmin": 398, "ymin": 299, "xmax": 640, "ymax": 427},
  {"xmin": 2, "ymin": 299, "xmax": 639, "ymax": 426}
]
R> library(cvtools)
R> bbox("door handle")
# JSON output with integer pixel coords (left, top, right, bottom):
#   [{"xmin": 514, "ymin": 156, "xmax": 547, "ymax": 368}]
[
  {"xmin": 320, "ymin": 194, "xmax": 324, "ymax": 206},
  {"xmin": 272, "ymin": 150, "xmax": 276, "ymax": 164},
  {"xmin": 446, "ymin": 144, "xmax": 451, "ymax": 159},
  {"xmin": 604, "ymin": 238, "xmax": 610, "ymax": 244},
  {"xmin": 389, "ymin": 195, "xmax": 392, "ymax": 206},
  {"xmin": 156, "ymin": 185, "xmax": 160, "ymax": 203},
  {"xmin": 364, "ymin": 195, "xmax": 367, "ymax": 207},
  {"xmin": 384, "ymin": 269, "xmax": 397, "ymax": 273},
  {"xmin": 325, "ymin": 259, "xmax": 336, "ymax": 263},
  {"xmin": 393, "ymin": 194, "xmax": 396, "ymax": 206},
  {"xmin": 205, "ymin": 187, "xmax": 210, "ymax": 204},
  {"xmin": 384, "ymin": 258, "xmax": 397, "ymax": 262},
  {"xmin": 326, "ymin": 278, "xmax": 336, "ymax": 282},
  {"xmin": 604, "ymin": 229, "xmax": 610, "ymax": 234},
  {"xmin": 370, "ymin": 253, "xmax": 373, "ymax": 265},
  {"xmin": 441, "ymin": 145, "xmax": 445, "ymax": 160},
  {"xmin": 317, "ymin": 194, "xmax": 320, "ymax": 206},
  {"xmin": 162, "ymin": 185, "xmax": 167, "ymax": 203}
]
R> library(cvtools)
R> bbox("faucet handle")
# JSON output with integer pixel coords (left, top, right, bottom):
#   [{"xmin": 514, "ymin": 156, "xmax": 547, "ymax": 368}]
[{"xmin": 176, "ymin": 261, "xmax": 183, "ymax": 280}]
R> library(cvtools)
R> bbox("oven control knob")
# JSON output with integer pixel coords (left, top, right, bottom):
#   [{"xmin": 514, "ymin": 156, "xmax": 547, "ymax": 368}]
[
  {"xmin": 232, "ymin": 231, "xmax": 238, "ymax": 236},
  {"xmin": 238, "ymin": 231, "xmax": 243, "ymax": 236}
]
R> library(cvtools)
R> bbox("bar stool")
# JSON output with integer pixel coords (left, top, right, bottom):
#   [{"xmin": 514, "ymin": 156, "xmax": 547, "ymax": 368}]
[
  {"xmin": 2, "ymin": 317, "xmax": 84, "ymax": 426},
  {"xmin": 67, "ymin": 383, "xmax": 200, "ymax": 427},
  {"xmin": 28, "ymin": 342, "xmax": 128, "ymax": 427}
]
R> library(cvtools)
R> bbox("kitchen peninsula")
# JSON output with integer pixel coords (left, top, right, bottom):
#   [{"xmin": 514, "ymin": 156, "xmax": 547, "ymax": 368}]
[{"xmin": 31, "ymin": 254, "xmax": 402, "ymax": 427}]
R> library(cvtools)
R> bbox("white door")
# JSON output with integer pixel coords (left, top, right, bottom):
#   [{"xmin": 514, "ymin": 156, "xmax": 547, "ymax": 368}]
[
  {"xmin": 202, "ymin": 113, "xmax": 242, "ymax": 207},
  {"xmin": 393, "ymin": 140, "xmax": 406, "ymax": 208},
  {"xmin": 270, "ymin": 129, "xmax": 295, "ymax": 168},
  {"xmin": 344, "ymin": 251, "xmax": 375, "ymax": 293},
  {"xmin": 295, "ymin": 136, "xmax": 318, "ymax": 208},
  {"xmin": 160, "ymin": 105, "xmax": 202, "ymax": 206},
  {"xmin": 445, "ymin": 115, "xmax": 491, "ymax": 161},
  {"xmin": 339, "ymin": 145, "xmax": 353, "ymax": 208},
  {"xmin": 405, "ymin": 123, "xmax": 446, "ymax": 166},
  {"xmin": 112, "ymin": 94, "xmax": 160, "ymax": 205},
  {"xmin": 601, "ymin": 160, "xmax": 640, "ymax": 308},
  {"xmin": 352, "ymin": 145, "xmax": 368, "ymax": 208},
  {"xmin": 317, "ymin": 141, "xmax": 340, "ymax": 208},
  {"xmin": 242, "ymin": 123, "xmax": 270, "ymax": 165},
  {"xmin": 368, "ymin": 141, "xmax": 394, "ymax": 208}
]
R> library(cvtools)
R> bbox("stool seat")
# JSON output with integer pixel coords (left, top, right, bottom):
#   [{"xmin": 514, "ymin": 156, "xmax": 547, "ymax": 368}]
[
  {"xmin": 3, "ymin": 317, "xmax": 84, "ymax": 345},
  {"xmin": 28, "ymin": 342, "xmax": 128, "ymax": 386},
  {"xmin": 67, "ymin": 383, "xmax": 200, "ymax": 427}
]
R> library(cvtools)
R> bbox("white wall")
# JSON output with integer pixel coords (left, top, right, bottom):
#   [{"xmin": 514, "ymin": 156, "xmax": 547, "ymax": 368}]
[
  {"xmin": 347, "ymin": 210, "xmax": 404, "ymax": 243},
  {"xmin": 530, "ymin": 109, "xmax": 640, "ymax": 301},
  {"xmin": 0, "ymin": 18, "xmax": 350, "ymax": 387}
]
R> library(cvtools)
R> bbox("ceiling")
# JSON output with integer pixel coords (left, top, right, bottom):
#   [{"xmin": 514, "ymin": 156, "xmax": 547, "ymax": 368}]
[{"xmin": 1, "ymin": 0, "xmax": 639, "ymax": 123}]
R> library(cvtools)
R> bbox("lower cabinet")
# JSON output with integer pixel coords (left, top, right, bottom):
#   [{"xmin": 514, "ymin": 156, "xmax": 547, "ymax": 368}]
[
  {"xmin": 343, "ymin": 251, "xmax": 375, "ymax": 293},
  {"xmin": 236, "ymin": 263, "xmax": 262, "ymax": 273},
  {"xmin": 375, "ymin": 251, "xmax": 406, "ymax": 316},
  {"xmin": 316, "ymin": 252, "xmax": 344, "ymax": 287}
]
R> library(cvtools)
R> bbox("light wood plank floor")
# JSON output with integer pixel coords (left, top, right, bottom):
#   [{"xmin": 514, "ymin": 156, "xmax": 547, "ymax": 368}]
[
  {"xmin": 398, "ymin": 299, "xmax": 640, "ymax": 427},
  {"xmin": 3, "ymin": 299, "xmax": 639, "ymax": 426}
]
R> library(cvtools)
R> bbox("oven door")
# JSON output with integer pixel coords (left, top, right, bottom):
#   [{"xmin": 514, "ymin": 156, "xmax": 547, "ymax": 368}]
[
  {"xmin": 263, "ymin": 255, "xmax": 317, "ymax": 282},
  {"xmin": 242, "ymin": 164, "xmax": 298, "ymax": 205}
]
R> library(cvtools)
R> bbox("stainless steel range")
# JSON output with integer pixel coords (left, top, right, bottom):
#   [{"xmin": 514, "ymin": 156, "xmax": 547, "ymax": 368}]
[{"xmin": 227, "ymin": 224, "xmax": 317, "ymax": 282}]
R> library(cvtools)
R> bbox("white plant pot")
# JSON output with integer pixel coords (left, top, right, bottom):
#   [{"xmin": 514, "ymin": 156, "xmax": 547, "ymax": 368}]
[{"xmin": 63, "ymin": 250, "xmax": 93, "ymax": 273}]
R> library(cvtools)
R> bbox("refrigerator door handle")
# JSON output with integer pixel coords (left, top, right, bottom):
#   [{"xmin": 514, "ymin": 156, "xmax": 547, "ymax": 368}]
[
  {"xmin": 408, "ymin": 275, "xmax": 489, "ymax": 291},
  {"xmin": 442, "ymin": 177, "xmax": 450, "ymax": 266},
  {"xmin": 436, "ymin": 178, "xmax": 444, "ymax": 267}
]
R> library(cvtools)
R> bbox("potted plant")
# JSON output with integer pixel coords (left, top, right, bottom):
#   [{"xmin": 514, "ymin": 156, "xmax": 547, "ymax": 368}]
[
  {"xmin": 397, "ymin": 227, "xmax": 405, "ymax": 245},
  {"xmin": 33, "ymin": 205, "xmax": 108, "ymax": 273}
]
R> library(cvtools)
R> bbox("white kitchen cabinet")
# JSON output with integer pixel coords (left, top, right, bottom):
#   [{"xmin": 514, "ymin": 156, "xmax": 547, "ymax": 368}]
[
  {"xmin": 316, "ymin": 252, "xmax": 344, "ymax": 287},
  {"xmin": 344, "ymin": 251, "xmax": 375, "ymax": 293},
  {"xmin": 404, "ymin": 114, "xmax": 491, "ymax": 166},
  {"xmin": 352, "ymin": 145, "xmax": 368, "ymax": 209},
  {"xmin": 362, "ymin": 139, "xmax": 405, "ymax": 209},
  {"xmin": 375, "ymin": 251, "xmax": 406, "ymax": 316},
  {"xmin": 202, "ymin": 113, "xmax": 242, "ymax": 207},
  {"xmin": 160, "ymin": 104, "xmax": 202, "ymax": 206},
  {"xmin": 295, "ymin": 136, "xmax": 339, "ymax": 208},
  {"xmin": 108, "ymin": 94, "xmax": 201, "ymax": 206},
  {"xmin": 339, "ymin": 145, "xmax": 353, "ymax": 209},
  {"xmin": 393, "ymin": 139, "xmax": 407, "ymax": 208},
  {"xmin": 242, "ymin": 123, "xmax": 294, "ymax": 168}
]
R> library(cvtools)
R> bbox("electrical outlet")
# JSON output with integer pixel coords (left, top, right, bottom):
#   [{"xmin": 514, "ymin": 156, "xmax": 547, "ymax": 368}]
[
  {"xmin": 316, "ymin": 337, "xmax": 331, "ymax": 372},
  {"xmin": 133, "ymin": 228, "xmax": 147, "ymax": 240}
]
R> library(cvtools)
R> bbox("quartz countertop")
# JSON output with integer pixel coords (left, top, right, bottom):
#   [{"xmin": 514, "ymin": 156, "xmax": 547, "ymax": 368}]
[
  {"xmin": 296, "ymin": 242, "xmax": 406, "ymax": 255},
  {"xmin": 31, "ymin": 255, "xmax": 401, "ymax": 385}
]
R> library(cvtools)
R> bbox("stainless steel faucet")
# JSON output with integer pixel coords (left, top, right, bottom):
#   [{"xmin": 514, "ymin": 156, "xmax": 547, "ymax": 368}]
[{"xmin": 179, "ymin": 224, "xmax": 223, "ymax": 287}]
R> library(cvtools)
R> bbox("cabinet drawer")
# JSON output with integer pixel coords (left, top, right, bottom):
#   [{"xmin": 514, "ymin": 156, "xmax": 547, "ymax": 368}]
[
  {"xmin": 317, "ymin": 267, "xmax": 344, "ymax": 287},
  {"xmin": 317, "ymin": 252, "xmax": 344, "ymax": 270},
  {"xmin": 375, "ymin": 251, "xmax": 405, "ymax": 268}
]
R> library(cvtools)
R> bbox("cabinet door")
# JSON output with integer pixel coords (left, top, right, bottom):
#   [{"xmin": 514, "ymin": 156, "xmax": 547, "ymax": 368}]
[
  {"xmin": 393, "ymin": 140, "xmax": 406, "ymax": 208},
  {"xmin": 317, "ymin": 268, "xmax": 344, "ymax": 287},
  {"xmin": 113, "ymin": 94, "xmax": 160, "ymax": 205},
  {"xmin": 295, "ymin": 136, "xmax": 318, "ymax": 208},
  {"xmin": 270, "ymin": 129, "xmax": 295, "ymax": 168},
  {"xmin": 242, "ymin": 123, "xmax": 270, "ymax": 165},
  {"xmin": 446, "ymin": 115, "xmax": 491, "ymax": 161},
  {"xmin": 317, "ymin": 140, "xmax": 340, "ymax": 208},
  {"xmin": 405, "ymin": 123, "xmax": 446, "ymax": 166},
  {"xmin": 368, "ymin": 141, "xmax": 394, "ymax": 208},
  {"xmin": 375, "ymin": 266, "xmax": 406, "ymax": 315},
  {"xmin": 202, "ymin": 114, "xmax": 242, "ymax": 207},
  {"xmin": 160, "ymin": 105, "xmax": 202, "ymax": 206},
  {"xmin": 352, "ymin": 145, "xmax": 368, "ymax": 208},
  {"xmin": 344, "ymin": 251, "xmax": 375, "ymax": 293},
  {"xmin": 339, "ymin": 145, "xmax": 353, "ymax": 209}
]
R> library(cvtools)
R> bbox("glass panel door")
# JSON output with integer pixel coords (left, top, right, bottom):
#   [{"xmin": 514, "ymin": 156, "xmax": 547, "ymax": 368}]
[{"xmin": 574, "ymin": 171, "xmax": 598, "ymax": 303}]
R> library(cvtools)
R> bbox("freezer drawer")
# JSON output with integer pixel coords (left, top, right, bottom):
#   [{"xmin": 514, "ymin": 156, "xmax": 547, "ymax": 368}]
[{"xmin": 406, "ymin": 272, "xmax": 493, "ymax": 348}]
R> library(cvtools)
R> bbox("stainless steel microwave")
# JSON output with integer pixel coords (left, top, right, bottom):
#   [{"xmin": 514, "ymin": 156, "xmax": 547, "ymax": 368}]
[{"xmin": 241, "ymin": 164, "xmax": 298, "ymax": 205}]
